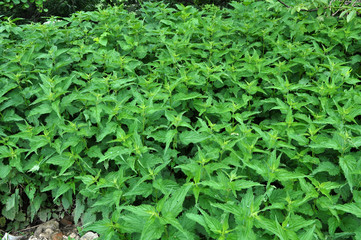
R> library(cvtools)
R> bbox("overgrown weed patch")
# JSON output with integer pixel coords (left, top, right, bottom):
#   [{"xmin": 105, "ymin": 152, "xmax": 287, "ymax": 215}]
[{"xmin": 1, "ymin": 1, "xmax": 361, "ymax": 239}]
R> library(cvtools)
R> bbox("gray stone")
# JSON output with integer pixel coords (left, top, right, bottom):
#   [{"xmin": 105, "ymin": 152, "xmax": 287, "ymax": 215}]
[
  {"xmin": 68, "ymin": 233, "xmax": 79, "ymax": 240},
  {"xmin": 33, "ymin": 220, "xmax": 59, "ymax": 238},
  {"xmin": 1, "ymin": 233, "xmax": 25, "ymax": 240},
  {"xmin": 79, "ymin": 232, "xmax": 98, "ymax": 240},
  {"xmin": 4, "ymin": 219, "xmax": 99, "ymax": 240}
]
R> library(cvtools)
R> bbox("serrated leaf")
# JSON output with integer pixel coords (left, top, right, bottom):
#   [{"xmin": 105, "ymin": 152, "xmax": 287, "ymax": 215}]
[
  {"xmin": 46, "ymin": 154, "xmax": 75, "ymax": 175},
  {"xmin": 140, "ymin": 218, "xmax": 164, "ymax": 240},
  {"xmin": 96, "ymin": 122, "xmax": 117, "ymax": 142},
  {"xmin": 2, "ymin": 109, "xmax": 23, "ymax": 122},
  {"xmin": 28, "ymin": 103, "xmax": 52, "ymax": 117},
  {"xmin": 256, "ymin": 216, "xmax": 289, "ymax": 240},
  {"xmin": 161, "ymin": 184, "xmax": 191, "ymax": 218},
  {"xmin": 164, "ymin": 129, "xmax": 177, "ymax": 155},
  {"xmin": 5, "ymin": 194, "xmax": 16, "ymax": 211},
  {"xmin": 28, "ymin": 136, "xmax": 48, "ymax": 154},
  {"xmin": 179, "ymin": 131, "xmax": 209, "ymax": 145},
  {"xmin": 300, "ymin": 224, "xmax": 316, "ymax": 240},
  {"xmin": 347, "ymin": 10, "xmax": 356, "ymax": 22},
  {"xmin": 74, "ymin": 197, "xmax": 85, "ymax": 225},
  {"xmin": 173, "ymin": 92, "xmax": 205, "ymax": 102},
  {"xmin": 0, "ymin": 82, "xmax": 17, "ymax": 98},
  {"xmin": 328, "ymin": 217, "xmax": 338, "ymax": 235},
  {"xmin": 54, "ymin": 183, "xmax": 71, "ymax": 201},
  {"xmin": 0, "ymin": 163, "xmax": 11, "ymax": 179},
  {"xmin": 339, "ymin": 155, "xmax": 356, "ymax": 192},
  {"xmin": 30, "ymin": 195, "xmax": 43, "ymax": 222},
  {"xmin": 75, "ymin": 175, "xmax": 96, "ymax": 186},
  {"xmin": 186, "ymin": 213, "xmax": 208, "ymax": 232},
  {"xmin": 198, "ymin": 208, "xmax": 222, "ymax": 234},
  {"xmin": 122, "ymin": 204, "xmax": 156, "ymax": 218},
  {"xmin": 136, "ymin": 45, "xmax": 147, "ymax": 59},
  {"xmin": 162, "ymin": 215, "xmax": 192, "ymax": 240},
  {"xmin": 276, "ymin": 169, "xmax": 305, "ymax": 181},
  {"xmin": 331, "ymin": 203, "xmax": 361, "ymax": 218},
  {"xmin": 312, "ymin": 161, "xmax": 340, "ymax": 176},
  {"xmin": 82, "ymin": 219, "xmax": 113, "ymax": 236}
]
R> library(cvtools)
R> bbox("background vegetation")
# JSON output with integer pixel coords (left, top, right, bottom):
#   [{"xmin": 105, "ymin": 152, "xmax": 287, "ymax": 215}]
[
  {"xmin": 1, "ymin": 0, "xmax": 361, "ymax": 239},
  {"xmin": 2, "ymin": 0, "xmax": 359, "ymax": 23}
]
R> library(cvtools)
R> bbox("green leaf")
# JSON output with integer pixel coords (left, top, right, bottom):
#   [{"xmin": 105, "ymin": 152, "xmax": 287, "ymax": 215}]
[
  {"xmin": 288, "ymin": 215, "xmax": 316, "ymax": 232},
  {"xmin": 0, "ymin": 162, "xmax": 11, "ymax": 179},
  {"xmin": 347, "ymin": 10, "xmax": 356, "ymax": 22},
  {"xmin": 136, "ymin": 45, "xmax": 147, "ymax": 59},
  {"xmin": 120, "ymin": 214, "xmax": 144, "ymax": 233},
  {"xmin": 198, "ymin": 208, "xmax": 222, "ymax": 234},
  {"xmin": 140, "ymin": 218, "xmax": 164, "ymax": 240},
  {"xmin": 173, "ymin": 92, "xmax": 205, "ymax": 102},
  {"xmin": 75, "ymin": 175, "xmax": 96, "ymax": 186},
  {"xmin": 97, "ymin": 146, "xmax": 130, "ymax": 164},
  {"xmin": 28, "ymin": 103, "xmax": 52, "ymax": 117},
  {"xmin": 339, "ymin": 155, "xmax": 356, "ymax": 192},
  {"xmin": 328, "ymin": 217, "xmax": 338, "ymax": 235},
  {"xmin": 162, "ymin": 215, "xmax": 192, "ymax": 239},
  {"xmin": 211, "ymin": 202, "xmax": 241, "ymax": 217},
  {"xmin": 255, "ymin": 216, "xmax": 289, "ymax": 240},
  {"xmin": 5, "ymin": 193, "xmax": 16, "ymax": 211},
  {"xmin": 54, "ymin": 183, "xmax": 71, "ymax": 201},
  {"xmin": 2, "ymin": 109, "xmax": 23, "ymax": 122},
  {"xmin": 312, "ymin": 161, "xmax": 340, "ymax": 176},
  {"xmin": 96, "ymin": 122, "xmax": 118, "ymax": 142},
  {"xmin": 30, "ymin": 195, "xmax": 43, "ymax": 222},
  {"xmin": 233, "ymin": 179, "xmax": 262, "ymax": 190},
  {"xmin": 276, "ymin": 169, "xmax": 305, "ymax": 181},
  {"xmin": 331, "ymin": 203, "xmax": 361, "ymax": 218},
  {"xmin": 0, "ymin": 82, "xmax": 17, "ymax": 98},
  {"xmin": 28, "ymin": 136, "xmax": 49, "ymax": 154},
  {"xmin": 164, "ymin": 129, "xmax": 177, "ymax": 155},
  {"xmin": 74, "ymin": 197, "xmax": 85, "ymax": 225},
  {"xmin": 83, "ymin": 219, "xmax": 113, "ymax": 236},
  {"xmin": 186, "ymin": 213, "xmax": 210, "ymax": 234},
  {"xmin": 99, "ymin": 32, "xmax": 109, "ymax": 46},
  {"xmin": 161, "ymin": 184, "xmax": 191, "ymax": 218},
  {"xmin": 123, "ymin": 182, "xmax": 152, "ymax": 197},
  {"xmin": 179, "ymin": 131, "xmax": 209, "ymax": 145},
  {"xmin": 46, "ymin": 154, "xmax": 75, "ymax": 175},
  {"xmin": 122, "ymin": 204, "xmax": 156, "ymax": 218},
  {"xmin": 299, "ymin": 224, "xmax": 316, "ymax": 240}
]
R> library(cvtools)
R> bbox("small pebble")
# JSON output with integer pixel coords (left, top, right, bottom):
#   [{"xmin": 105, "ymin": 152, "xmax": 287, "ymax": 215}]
[{"xmin": 79, "ymin": 232, "xmax": 98, "ymax": 240}]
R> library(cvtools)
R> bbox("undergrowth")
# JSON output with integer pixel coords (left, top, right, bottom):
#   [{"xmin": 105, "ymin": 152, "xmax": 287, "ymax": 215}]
[{"xmin": 1, "ymin": 1, "xmax": 361, "ymax": 239}]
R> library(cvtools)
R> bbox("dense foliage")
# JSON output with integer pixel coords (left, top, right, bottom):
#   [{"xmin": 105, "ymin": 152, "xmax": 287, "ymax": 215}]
[
  {"xmin": 1, "ymin": 0, "xmax": 360, "ymax": 23},
  {"xmin": 1, "ymin": 1, "xmax": 361, "ymax": 239},
  {"xmin": 0, "ymin": 0, "xmax": 117, "ymax": 21}
]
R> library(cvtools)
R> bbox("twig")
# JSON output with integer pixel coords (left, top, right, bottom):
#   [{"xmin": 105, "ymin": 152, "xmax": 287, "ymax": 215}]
[
  {"xmin": 332, "ymin": 0, "xmax": 347, "ymax": 16},
  {"xmin": 11, "ymin": 223, "xmax": 43, "ymax": 234},
  {"xmin": 277, "ymin": 0, "xmax": 290, "ymax": 8},
  {"xmin": 276, "ymin": 0, "xmax": 318, "ymax": 12}
]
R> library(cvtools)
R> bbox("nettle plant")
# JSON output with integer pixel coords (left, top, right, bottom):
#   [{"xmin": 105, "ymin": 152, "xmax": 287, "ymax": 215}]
[
  {"xmin": 1, "ymin": 1, "xmax": 361, "ymax": 239},
  {"xmin": 269, "ymin": 0, "xmax": 361, "ymax": 22},
  {"xmin": 0, "ymin": 0, "xmax": 47, "ymax": 12}
]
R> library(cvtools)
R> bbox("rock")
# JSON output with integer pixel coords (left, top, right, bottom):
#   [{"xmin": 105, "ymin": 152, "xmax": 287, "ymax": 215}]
[
  {"xmin": 33, "ymin": 220, "xmax": 59, "ymax": 238},
  {"xmin": 27, "ymin": 220, "xmax": 61, "ymax": 240},
  {"xmin": 50, "ymin": 232, "xmax": 63, "ymax": 240},
  {"xmin": 68, "ymin": 233, "xmax": 79, "ymax": 240},
  {"xmin": 5, "ymin": 219, "xmax": 98, "ymax": 240},
  {"xmin": 1, "ymin": 233, "xmax": 25, "ymax": 240},
  {"xmin": 79, "ymin": 232, "xmax": 98, "ymax": 240}
]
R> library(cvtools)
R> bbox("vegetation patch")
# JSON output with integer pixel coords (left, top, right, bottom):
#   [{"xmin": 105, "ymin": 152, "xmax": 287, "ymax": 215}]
[{"xmin": 1, "ymin": 1, "xmax": 361, "ymax": 239}]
